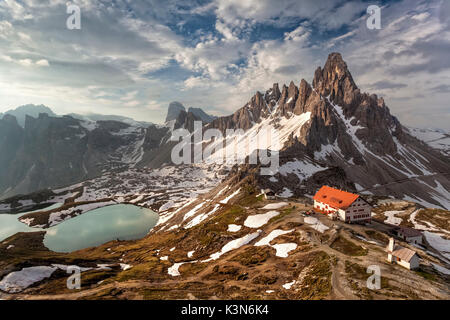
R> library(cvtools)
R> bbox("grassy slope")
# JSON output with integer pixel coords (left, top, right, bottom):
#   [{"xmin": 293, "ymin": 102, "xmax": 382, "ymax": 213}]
[{"xmin": 1, "ymin": 185, "xmax": 449, "ymax": 300}]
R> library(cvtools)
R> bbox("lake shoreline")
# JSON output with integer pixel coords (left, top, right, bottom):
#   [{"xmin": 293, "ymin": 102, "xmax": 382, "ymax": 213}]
[
  {"xmin": 2, "ymin": 203, "xmax": 159, "ymax": 253},
  {"xmin": 43, "ymin": 204, "xmax": 159, "ymax": 253}
]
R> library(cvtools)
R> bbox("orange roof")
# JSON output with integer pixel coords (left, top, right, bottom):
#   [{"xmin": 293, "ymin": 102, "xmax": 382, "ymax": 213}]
[{"xmin": 313, "ymin": 186, "xmax": 359, "ymax": 210}]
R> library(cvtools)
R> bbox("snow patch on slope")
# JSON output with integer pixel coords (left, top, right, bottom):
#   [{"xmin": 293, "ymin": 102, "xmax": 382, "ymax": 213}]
[
  {"xmin": 261, "ymin": 202, "xmax": 288, "ymax": 210},
  {"xmin": 202, "ymin": 231, "xmax": 262, "ymax": 262},
  {"xmin": 184, "ymin": 204, "xmax": 221, "ymax": 229},
  {"xmin": 202, "ymin": 112, "xmax": 311, "ymax": 163},
  {"xmin": 244, "ymin": 211, "xmax": 279, "ymax": 228},
  {"xmin": 278, "ymin": 159, "xmax": 324, "ymax": 181},
  {"xmin": 0, "ymin": 266, "xmax": 57, "ymax": 293},
  {"xmin": 255, "ymin": 229, "xmax": 294, "ymax": 246},
  {"xmin": 272, "ymin": 243, "xmax": 297, "ymax": 258},
  {"xmin": 384, "ymin": 211, "xmax": 403, "ymax": 226},
  {"xmin": 227, "ymin": 224, "xmax": 242, "ymax": 232},
  {"xmin": 220, "ymin": 189, "xmax": 240, "ymax": 204},
  {"xmin": 304, "ymin": 217, "xmax": 329, "ymax": 233}
]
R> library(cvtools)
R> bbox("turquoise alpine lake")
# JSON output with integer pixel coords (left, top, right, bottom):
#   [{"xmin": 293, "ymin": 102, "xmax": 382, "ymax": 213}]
[{"xmin": 43, "ymin": 204, "xmax": 159, "ymax": 253}]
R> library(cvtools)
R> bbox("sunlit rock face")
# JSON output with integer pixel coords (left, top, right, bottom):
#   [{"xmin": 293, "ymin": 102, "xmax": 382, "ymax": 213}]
[{"xmin": 0, "ymin": 53, "xmax": 449, "ymax": 210}]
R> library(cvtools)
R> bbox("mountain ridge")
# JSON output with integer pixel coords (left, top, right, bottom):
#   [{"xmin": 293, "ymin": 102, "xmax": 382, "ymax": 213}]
[
  {"xmin": 200, "ymin": 53, "xmax": 449, "ymax": 209},
  {"xmin": 0, "ymin": 53, "xmax": 449, "ymax": 210},
  {"xmin": 1, "ymin": 104, "xmax": 56, "ymax": 127}
]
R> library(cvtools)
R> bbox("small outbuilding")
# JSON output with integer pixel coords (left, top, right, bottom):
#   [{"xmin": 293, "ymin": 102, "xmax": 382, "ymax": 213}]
[
  {"xmin": 387, "ymin": 238, "xmax": 419, "ymax": 270},
  {"xmin": 394, "ymin": 226, "xmax": 423, "ymax": 245}
]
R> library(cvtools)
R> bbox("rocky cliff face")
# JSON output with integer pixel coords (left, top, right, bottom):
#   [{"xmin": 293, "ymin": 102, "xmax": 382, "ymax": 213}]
[
  {"xmin": 0, "ymin": 115, "xmax": 24, "ymax": 194},
  {"xmin": 0, "ymin": 102, "xmax": 219, "ymax": 198},
  {"xmin": 1, "ymin": 53, "xmax": 448, "ymax": 209},
  {"xmin": 208, "ymin": 90, "xmax": 271, "ymax": 133},
  {"xmin": 139, "ymin": 105, "xmax": 217, "ymax": 168},
  {"xmin": 0, "ymin": 114, "xmax": 154, "ymax": 199},
  {"xmin": 165, "ymin": 101, "xmax": 186, "ymax": 123},
  {"xmin": 204, "ymin": 53, "xmax": 450, "ymax": 209}
]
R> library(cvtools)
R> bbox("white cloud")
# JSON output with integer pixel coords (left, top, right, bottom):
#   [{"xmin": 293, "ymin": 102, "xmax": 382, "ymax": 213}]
[
  {"xmin": 215, "ymin": 19, "xmax": 238, "ymax": 40},
  {"xmin": 17, "ymin": 59, "xmax": 33, "ymax": 67},
  {"xmin": 176, "ymin": 36, "xmax": 250, "ymax": 81},
  {"xmin": 284, "ymin": 25, "xmax": 311, "ymax": 42},
  {"xmin": 145, "ymin": 100, "xmax": 163, "ymax": 111},
  {"xmin": 120, "ymin": 90, "xmax": 138, "ymax": 101},
  {"xmin": 0, "ymin": 20, "xmax": 14, "ymax": 39},
  {"xmin": 213, "ymin": 0, "xmax": 364, "ymax": 31},
  {"xmin": 412, "ymin": 12, "xmax": 430, "ymax": 21},
  {"xmin": 17, "ymin": 32, "xmax": 31, "ymax": 41},
  {"xmin": 123, "ymin": 100, "xmax": 140, "ymax": 108},
  {"xmin": 183, "ymin": 76, "xmax": 212, "ymax": 89},
  {"xmin": 331, "ymin": 0, "xmax": 450, "ymax": 129},
  {"xmin": 0, "ymin": 0, "xmax": 448, "ymax": 129},
  {"xmin": 36, "ymin": 59, "xmax": 49, "ymax": 67},
  {"xmin": 1, "ymin": 55, "xmax": 49, "ymax": 67}
]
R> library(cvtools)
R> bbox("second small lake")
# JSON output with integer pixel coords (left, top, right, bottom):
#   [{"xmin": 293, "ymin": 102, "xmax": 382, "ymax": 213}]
[
  {"xmin": 0, "ymin": 203, "xmax": 63, "ymax": 242},
  {"xmin": 43, "ymin": 204, "xmax": 159, "ymax": 253}
]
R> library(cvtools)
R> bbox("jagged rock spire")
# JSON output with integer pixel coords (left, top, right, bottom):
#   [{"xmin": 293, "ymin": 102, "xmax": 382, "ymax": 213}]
[{"xmin": 313, "ymin": 52, "xmax": 358, "ymax": 106}]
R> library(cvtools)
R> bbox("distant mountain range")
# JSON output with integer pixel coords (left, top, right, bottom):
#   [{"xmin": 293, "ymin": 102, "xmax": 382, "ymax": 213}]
[
  {"xmin": 66, "ymin": 113, "xmax": 155, "ymax": 128},
  {"xmin": 0, "ymin": 53, "xmax": 449, "ymax": 210},
  {"xmin": 0, "ymin": 104, "xmax": 56, "ymax": 127},
  {"xmin": 0, "ymin": 103, "xmax": 216, "ymax": 199},
  {"xmin": 406, "ymin": 127, "xmax": 450, "ymax": 156}
]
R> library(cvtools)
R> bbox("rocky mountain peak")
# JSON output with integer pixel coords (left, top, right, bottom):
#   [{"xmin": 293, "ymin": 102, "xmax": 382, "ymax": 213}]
[
  {"xmin": 2, "ymin": 104, "xmax": 56, "ymax": 127},
  {"xmin": 264, "ymin": 83, "xmax": 281, "ymax": 108},
  {"xmin": 313, "ymin": 52, "xmax": 358, "ymax": 105},
  {"xmin": 165, "ymin": 101, "xmax": 186, "ymax": 123},
  {"xmin": 166, "ymin": 101, "xmax": 217, "ymax": 126},
  {"xmin": 270, "ymin": 83, "xmax": 281, "ymax": 101},
  {"xmin": 293, "ymin": 79, "xmax": 313, "ymax": 115}
]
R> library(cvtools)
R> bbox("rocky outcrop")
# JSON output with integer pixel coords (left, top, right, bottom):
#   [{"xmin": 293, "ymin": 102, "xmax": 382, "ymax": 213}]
[
  {"xmin": 0, "ymin": 114, "xmax": 151, "ymax": 199},
  {"xmin": 0, "ymin": 115, "xmax": 24, "ymax": 195},
  {"xmin": 165, "ymin": 101, "xmax": 186, "ymax": 123},
  {"xmin": 1, "ymin": 53, "xmax": 449, "ymax": 209},
  {"xmin": 0, "ymin": 101, "xmax": 221, "ymax": 197},
  {"xmin": 208, "ymin": 90, "xmax": 271, "ymax": 134},
  {"xmin": 206, "ymin": 52, "xmax": 450, "ymax": 209}
]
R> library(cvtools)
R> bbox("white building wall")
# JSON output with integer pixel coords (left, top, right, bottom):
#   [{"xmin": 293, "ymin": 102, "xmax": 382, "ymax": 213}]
[
  {"xmin": 338, "ymin": 209, "xmax": 346, "ymax": 221},
  {"xmin": 387, "ymin": 253, "xmax": 393, "ymax": 263},
  {"xmin": 314, "ymin": 200, "xmax": 338, "ymax": 214},
  {"xmin": 389, "ymin": 254, "xmax": 419, "ymax": 270},
  {"xmin": 345, "ymin": 198, "xmax": 371, "ymax": 222},
  {"xmin": 396, "ymin": 259, "xmax": 411, "ymax": 269}
]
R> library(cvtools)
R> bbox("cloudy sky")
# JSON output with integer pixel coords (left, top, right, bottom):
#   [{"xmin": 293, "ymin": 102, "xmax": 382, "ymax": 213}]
[{"xmin": 0, "ymin": 0, "xmax": 449, "ymax": 129}]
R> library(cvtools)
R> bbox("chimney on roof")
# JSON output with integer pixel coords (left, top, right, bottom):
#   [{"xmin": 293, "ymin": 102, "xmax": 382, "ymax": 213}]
[{"xmin": 388, "ymin": 237, "xmax": 395, "ymax": 252}]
